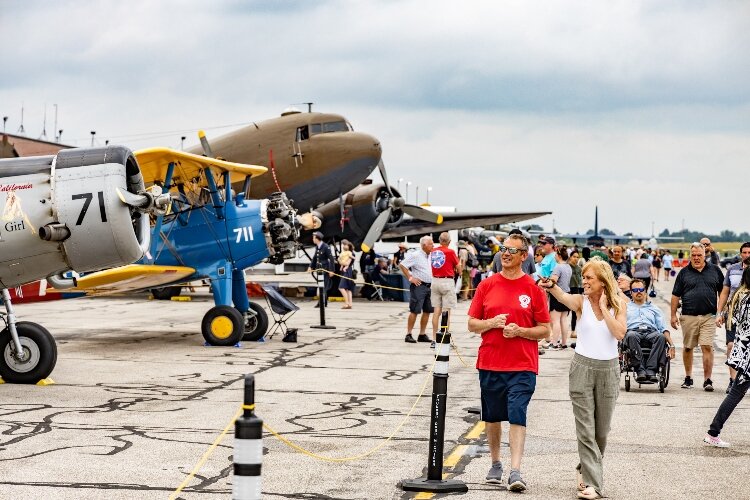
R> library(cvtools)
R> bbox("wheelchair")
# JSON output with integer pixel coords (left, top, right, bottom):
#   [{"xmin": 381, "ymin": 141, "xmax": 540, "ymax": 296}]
[{"xmin": 618, "ymin": 333, "xmax": 672, "ymax": 393}]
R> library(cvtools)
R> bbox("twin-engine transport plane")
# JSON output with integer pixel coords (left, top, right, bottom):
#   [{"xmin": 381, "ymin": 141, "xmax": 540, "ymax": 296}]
[
  {"xmin": 187, "ymin": 109, "xmax": 550, "ymax": 249},
  {"xmin": 0, "ymin": 146, "xmax": 171, "ymax": 383},
  {"xmin": 66, "ymin": 144, "xmax": 300, "ymax": 347}
]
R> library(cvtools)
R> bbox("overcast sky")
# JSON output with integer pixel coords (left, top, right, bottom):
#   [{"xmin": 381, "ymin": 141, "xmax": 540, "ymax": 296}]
[{"xmin": 2, "ymin": 0, "xmax": 748, "ymax": 236}]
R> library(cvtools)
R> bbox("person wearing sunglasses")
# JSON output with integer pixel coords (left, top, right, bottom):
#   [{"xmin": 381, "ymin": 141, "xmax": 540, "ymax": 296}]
[
  {"xmin": 623, "ymin": 279, "xmax": 675, "ymax": 382},
  {"xmin": 700, "ymin": 237, "xmax": 720, "ymax": 266},
  {"xmin": 468, "ymin": 234, "xmax": 551, "ymax": 492}
]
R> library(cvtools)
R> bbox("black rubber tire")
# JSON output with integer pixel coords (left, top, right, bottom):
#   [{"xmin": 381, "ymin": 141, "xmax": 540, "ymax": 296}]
[
  {"xmin": 151, "ymin": 287, "xmax": 182, "ymax": 300},
  {"xmin": 241, "ymin": 302, "xmax": 269, "ymax": 342},
  {"xmin": 663, "ymin": 360, "xmax": 670, "ymax": 389},
  {"xmin": 0, "ymin": 322, "xmax": 57, "ymax": 384},
  {"xmin": 624, "ymin": 377, "xmax": 631, "ymax": 392},
  {"xmin": 201, "ymin": 306, "xmax": 243, "ymax": 346}
]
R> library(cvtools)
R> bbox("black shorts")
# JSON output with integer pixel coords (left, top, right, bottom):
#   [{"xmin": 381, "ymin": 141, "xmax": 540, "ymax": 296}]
[
  {"xmin": 726, "ymin": 327, "xmax": 736, "ymax": 344},
  {"xmin": 549, "ymin": 293, "xmax": 570, "ymax": 313},
  {"xmin": 409, "ymin": 283, "xmax": 434, "ymax": 314},
  {"xmin": 479, "ymin": 370, "xmax": 536, "ymax": 426}
]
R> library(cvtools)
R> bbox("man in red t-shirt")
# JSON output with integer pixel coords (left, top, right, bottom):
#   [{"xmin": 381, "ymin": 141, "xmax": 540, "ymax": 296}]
[
  {"xmin": 430, "ymin": 232, "xmax": 461, "ymax": 346},
  {"xmin": 468, "ymin": 233, "xmax": 551, "ymax": 492}
]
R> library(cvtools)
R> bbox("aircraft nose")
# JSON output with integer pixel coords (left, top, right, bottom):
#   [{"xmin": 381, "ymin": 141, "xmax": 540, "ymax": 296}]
[{"xmin": 350, "ymin": 131, "xmax": 382, "ymax": 159}]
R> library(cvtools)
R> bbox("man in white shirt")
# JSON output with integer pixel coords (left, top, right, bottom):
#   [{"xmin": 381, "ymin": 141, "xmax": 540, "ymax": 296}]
[{"xmin": 399, "ymin": 235, "xmax": 435, "ymax": 343}]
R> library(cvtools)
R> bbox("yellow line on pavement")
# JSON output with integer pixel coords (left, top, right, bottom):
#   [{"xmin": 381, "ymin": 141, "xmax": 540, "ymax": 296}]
[
  {"xmin": 443, "ymin": 444, "xmax": 467, "ymax": 468},
  {"xmin": 465, "ymin": 421, "xmax": 485, "ymax": 440}
]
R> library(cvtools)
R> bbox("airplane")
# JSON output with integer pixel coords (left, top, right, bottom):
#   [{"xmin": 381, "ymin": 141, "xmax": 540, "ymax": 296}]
[
  {"xmin": 64, "ymin": 140, "xmax": 300, "ymax": 347},
  {"xmin": 0, "ymin": 145, "xmax": 171, "ymax": 383},
  {"xmin": 184, "ymin": 108, "xmax": 551, "ymax": 251},
  {"xmin": 531, "ymin": 206, "xmax": 684, "ymax": 247}
]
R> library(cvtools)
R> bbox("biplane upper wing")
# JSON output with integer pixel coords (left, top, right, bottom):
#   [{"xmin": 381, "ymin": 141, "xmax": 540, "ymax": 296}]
[
  {"xmin": 133, "ymin": 148, "xmax": 268, "ymax": 188},
  {"xmin": 70, "ymin": 264, "xmax": 196, "ymax": 295}
]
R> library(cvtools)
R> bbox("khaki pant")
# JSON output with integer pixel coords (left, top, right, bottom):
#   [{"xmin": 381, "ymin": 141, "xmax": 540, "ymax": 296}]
[
  {"xmin": 569, "ymin": 353, "xmax": 619, "ymax": 496},
  {"xmin": 431, "ymin": 277, "xmax": 457, "ymax": 309},
  {"xmin": 680, "ymin": 314, "xmax": 716, "ymax": 349}
]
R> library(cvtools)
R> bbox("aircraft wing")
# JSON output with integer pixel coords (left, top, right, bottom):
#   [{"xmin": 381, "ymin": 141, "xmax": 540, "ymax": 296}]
[
  {"xmin": 381, "ymin": 211, "xmax": 551, "ymax": 239},
  {"xmin": 134, "ymin": 148, "xmax": 268, "ymax": 187},
  {"xmin": 70, "ymin": 264, "xmax": 196, "ymax": 295}
]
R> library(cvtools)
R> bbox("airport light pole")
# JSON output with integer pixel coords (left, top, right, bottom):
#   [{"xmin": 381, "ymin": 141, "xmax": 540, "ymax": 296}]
[
  {"xmin": 406, "ymin": 181, "xmax": 412, "ymax": 203},
  {"xmin": 90, "ymin": 131, "xmax": 96, "ymax": 147},
  {"xmin": 426, "ymin": 186, "xmax": 432, "ymax": 205},
  {"xmin": 397, "ymin": 178, "xmax": 404, "ymax": 193},
  {"xmin": 415, "ymin": 186, "xmax": 419, "ymax": 205}
]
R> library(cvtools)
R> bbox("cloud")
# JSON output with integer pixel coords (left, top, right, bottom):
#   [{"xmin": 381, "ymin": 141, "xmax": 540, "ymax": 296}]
[{"xmin": 1, "ymin": 0, "xmax": 747, "ymax": 233}]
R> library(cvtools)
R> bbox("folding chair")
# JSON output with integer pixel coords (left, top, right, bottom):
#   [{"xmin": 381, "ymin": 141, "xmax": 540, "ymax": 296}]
[
  {"xmin": 261, "ymin": 285, "xmax": 300, "ymax": 340},
  {"xmin": 368, "ymin": 272, "xmax": 386, "ymax": 301}
]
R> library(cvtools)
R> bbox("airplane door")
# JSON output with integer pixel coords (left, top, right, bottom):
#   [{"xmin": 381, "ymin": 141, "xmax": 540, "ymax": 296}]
[{"xmin": 291, "ymin": 125, "xmax": 308, "ymax": 168}]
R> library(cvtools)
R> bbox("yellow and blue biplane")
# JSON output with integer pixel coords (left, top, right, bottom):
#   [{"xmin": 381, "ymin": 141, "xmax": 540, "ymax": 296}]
[{"xmin": 68, "ymin": 139, "xmax": 299, "ymax": 346}]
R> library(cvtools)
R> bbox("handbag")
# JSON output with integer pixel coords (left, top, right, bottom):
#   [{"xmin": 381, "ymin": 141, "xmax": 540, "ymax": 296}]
[{"xmin": 648, "ymin": 284, "xmax": 657, "ymax": 298}]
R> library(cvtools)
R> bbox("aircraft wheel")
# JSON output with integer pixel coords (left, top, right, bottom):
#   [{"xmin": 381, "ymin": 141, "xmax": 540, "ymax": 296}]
[
  {"xmin": 0, "ymin": 322, "xmax": 57, "ymax": 384},
  {"xmin": 241, "ymin": 302, "xmax": 269, "ymax": 342},
  {"xmin": 151, "ymin": 287, "xmax": 181, "ymax": 300},
  {"xmin": 201, "ymin": 306, "xmax": 243, "ymax": 346}
]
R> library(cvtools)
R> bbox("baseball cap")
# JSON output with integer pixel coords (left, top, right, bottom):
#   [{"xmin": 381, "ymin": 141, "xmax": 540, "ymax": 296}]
[
  {"xmin": 542, "ymin": 236, "xmax": 556, "ymax": 245},
  {"xmin": 313, "ymin": 231, "xmax": 324, "ymax": 240}
]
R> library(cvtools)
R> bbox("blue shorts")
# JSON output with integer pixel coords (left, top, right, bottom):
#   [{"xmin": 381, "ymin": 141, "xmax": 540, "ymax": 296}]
[
  {"xmin": 726, "ymin": 327, "xmax": 736, "ymax": 344},
  {"xmin": 479, "ymin": 370, "xmax": 536, "ymax": 426}
]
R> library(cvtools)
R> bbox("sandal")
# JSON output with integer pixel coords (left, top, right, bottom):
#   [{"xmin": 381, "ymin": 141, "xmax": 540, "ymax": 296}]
[{"xmin": 577, "ymin": 486, "xmax": 602, "ymax": 499}]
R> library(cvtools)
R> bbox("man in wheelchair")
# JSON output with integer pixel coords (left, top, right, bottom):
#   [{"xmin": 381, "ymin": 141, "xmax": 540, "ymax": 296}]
[{"xmin": 624, "ymin": 279, "xmax": 675, "ymax": 382}]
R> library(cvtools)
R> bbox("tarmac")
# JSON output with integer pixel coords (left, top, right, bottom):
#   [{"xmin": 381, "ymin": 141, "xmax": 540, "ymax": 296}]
[{"xmin": 1, "ymin": 276, "xmax": 748, "ymax": 499}]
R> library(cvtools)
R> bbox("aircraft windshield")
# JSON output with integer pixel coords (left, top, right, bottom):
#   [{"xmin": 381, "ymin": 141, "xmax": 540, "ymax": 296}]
[{"xmin": 309, "ymin": 121, "xmax": 352, "ymax": 135}]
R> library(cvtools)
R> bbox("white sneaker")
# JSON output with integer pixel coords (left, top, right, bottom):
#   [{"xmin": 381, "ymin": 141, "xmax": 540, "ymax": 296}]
[{"xmin": 703, "ymin": 434, "xmax": 730, "ymax": 448}]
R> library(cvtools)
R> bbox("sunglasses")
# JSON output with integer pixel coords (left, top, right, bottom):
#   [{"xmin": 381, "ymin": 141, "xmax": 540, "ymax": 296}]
[
  {"xmin": 631, "ymin": 287, "xmax": 645, "ymax": 293},
  {"xmin": 499, "ymin": 246, "xmax": 522, "ymax": 255}
]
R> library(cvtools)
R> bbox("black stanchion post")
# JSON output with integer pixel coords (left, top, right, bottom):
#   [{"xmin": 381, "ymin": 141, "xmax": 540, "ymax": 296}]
[
  {"xmin": 400, "ymin": 312, "xmax": 468, "ymax": 493},
  {"xmin": 311, "ymin": 270, "xmax": 335, "ymax": 329},
  {"xmin": 233, "ymin": 374, "xmax": 263, "ymax": 500}
]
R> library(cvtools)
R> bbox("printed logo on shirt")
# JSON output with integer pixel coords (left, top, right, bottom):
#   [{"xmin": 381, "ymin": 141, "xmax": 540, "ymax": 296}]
[
  {"xmin": 519, "ymin": 295, "xmax": 531, "ymax": 309},
  {"xmin": 431, "ymin": 250, "xmax": 446, "ymax": 268}
]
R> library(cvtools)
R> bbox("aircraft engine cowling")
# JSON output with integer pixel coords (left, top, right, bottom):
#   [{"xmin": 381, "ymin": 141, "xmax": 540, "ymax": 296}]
[
  {"xmin": 0, "ymin": 146, "xmax": 150, "ymax": 289},
  {"xmin": 318, "ymin": 183, "xmax": 404, "ymax": 242}
]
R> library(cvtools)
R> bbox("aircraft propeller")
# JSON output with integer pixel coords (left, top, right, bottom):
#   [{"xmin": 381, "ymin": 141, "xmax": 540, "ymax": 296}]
[
  {"xmin": 116, "ymin": 185, "xmax": 171, "ymax": 216},
  {"xmin": 360, "ymin": 160, "xmax": 443, "ymax": 252}
]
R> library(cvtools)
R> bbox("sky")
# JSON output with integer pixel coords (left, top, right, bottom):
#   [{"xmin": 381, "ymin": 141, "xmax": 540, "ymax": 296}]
[{"xmin": 2, "ymin": 0, "xmax": 748, "ymax": 236}]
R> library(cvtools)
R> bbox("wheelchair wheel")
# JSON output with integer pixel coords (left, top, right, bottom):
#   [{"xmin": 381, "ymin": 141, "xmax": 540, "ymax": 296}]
[
  {"xmin": 662, "ymin": 359, "xmax": 671, "ymax": 389},
  {"xmin": 625, "ymin": 376, "xmax": 631, "ymax": 392}
]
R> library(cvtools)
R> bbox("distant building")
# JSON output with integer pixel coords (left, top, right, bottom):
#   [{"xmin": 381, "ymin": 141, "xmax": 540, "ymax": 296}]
[{"xmin": 0, "ymin": 133, "xmax": 72, "ymax": 158}]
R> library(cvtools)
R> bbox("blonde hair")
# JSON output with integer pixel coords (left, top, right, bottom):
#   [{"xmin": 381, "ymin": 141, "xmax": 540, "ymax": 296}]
[{"xmin": 582, "ymin": 259, "xmax": 623, "ymax": 317}]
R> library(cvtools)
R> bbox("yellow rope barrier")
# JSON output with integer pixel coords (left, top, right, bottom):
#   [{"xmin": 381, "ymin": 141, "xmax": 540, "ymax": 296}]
[{"xmin": 169, "ymin": 408, "xmax": 243, "ymax": 499}]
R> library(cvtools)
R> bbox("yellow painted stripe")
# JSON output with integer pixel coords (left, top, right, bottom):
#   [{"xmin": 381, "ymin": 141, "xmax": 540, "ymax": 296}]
[
  {"xmin": 443, "ymin": 444, "xmax": 467, "ymax": 468},
  {"xmin": 465, "ymin": 421, "xmax": 485, "ymax": 440},
  {"xmin": 414, "ymin": 492, "xmax": 433, "ymax": 499}
]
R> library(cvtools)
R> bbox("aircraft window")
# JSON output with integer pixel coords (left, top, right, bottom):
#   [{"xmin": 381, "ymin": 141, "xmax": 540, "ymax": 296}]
[
  {"xmin": 295, "ymin": 125, "xmax": 309, "ymax": 142},
  {"xmin": 308, "ymin": 121, "xmax": 352, "ymax": 136}
]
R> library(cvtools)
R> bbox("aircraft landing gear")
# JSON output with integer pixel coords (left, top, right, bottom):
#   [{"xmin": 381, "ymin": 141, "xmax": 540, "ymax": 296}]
[
  {"xmin": 201, "ymin": 305, "xmax": 244, "ymax": 346},
  {"xmin": 0, "ymin": 289, "xmax": 57, "ymax": 383},
  {"xmin": 241, "ymin": 302, "xmax": 269, "ymax": 342}
]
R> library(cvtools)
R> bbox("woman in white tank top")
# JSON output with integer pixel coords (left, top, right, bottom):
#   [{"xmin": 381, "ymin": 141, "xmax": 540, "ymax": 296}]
[{"xmin": 539, "ymin": 259, "xmax": 626, "ymax": 499}]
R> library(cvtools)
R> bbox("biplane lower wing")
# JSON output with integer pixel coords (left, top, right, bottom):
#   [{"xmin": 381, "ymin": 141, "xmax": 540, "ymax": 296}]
[{"xmin": 70, "ymin": 264, "xmax": 196, "ymax": 295}]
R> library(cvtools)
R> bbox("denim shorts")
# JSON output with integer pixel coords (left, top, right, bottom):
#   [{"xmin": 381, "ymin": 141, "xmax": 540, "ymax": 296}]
[{"xmin": 479, "ymin": 370, "xmax": 536, "ymax": 426}]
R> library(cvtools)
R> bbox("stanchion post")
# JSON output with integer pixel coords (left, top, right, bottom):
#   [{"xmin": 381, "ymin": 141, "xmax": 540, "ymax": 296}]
[
  {"xmin": 400, "ymin": 312, "xmax": 467, "ymax": 493},
  {"xmin": 233, "ymin": 374, "xmax": 263, "ymax": 500},
  {"xmin": 311, "ymin": 270, "xmax": 335, "ymax": 329}
]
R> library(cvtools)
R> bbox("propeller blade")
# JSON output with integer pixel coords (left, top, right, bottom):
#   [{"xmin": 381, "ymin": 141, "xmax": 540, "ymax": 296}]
[
  {"xmin": 116, "ymin": 187, "xmax": 150, "ymax": 209},
  {"xmin": 198, "ymin": 130, "xmax": 214, "ymax": 157},
  {"xmin": 402, "ymin": 204, "xmax": 443, "ymax": 224},
  {"xmin": 377, "ymin": 160, "xmax": 394, "ymax": 196},
  {"xmin": 361, "ymin": 207, "xmax": 392, "ymax": 253}
]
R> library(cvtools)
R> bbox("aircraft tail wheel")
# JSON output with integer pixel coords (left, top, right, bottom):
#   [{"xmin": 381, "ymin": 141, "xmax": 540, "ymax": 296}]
[
  {"xmin": 241, "ymin": 302, "xmax": 269, "ymax": 342},
  {"xmin": 201, "ymin": 306, "xmax": 243, "ymax": 346},
  {"xmin": 0, "ymin": 322, "xmax": 57, "ymax": 384}
]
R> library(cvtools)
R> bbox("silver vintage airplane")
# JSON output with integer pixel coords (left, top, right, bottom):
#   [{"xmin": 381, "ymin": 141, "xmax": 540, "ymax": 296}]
[{"xmin": 0, "ymin": 145, "xmax": 174, "ymax": 383}]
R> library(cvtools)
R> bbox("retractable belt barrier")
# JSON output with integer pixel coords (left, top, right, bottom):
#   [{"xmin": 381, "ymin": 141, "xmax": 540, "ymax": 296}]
[{"xmin": 311, "ymin": 268, "xmax": 482, "ymax": 293}]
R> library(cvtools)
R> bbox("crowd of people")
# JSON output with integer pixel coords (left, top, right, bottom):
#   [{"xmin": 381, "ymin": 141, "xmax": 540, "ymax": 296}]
[{"xmin": 307, "ymin": 229, "xmax": 750, "ymax": 497}]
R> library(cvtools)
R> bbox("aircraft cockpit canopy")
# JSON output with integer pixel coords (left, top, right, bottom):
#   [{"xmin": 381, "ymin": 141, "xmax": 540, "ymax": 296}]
[{"xmin": 296, "ymin": 120, "xmax": 353, "ymax": 142}]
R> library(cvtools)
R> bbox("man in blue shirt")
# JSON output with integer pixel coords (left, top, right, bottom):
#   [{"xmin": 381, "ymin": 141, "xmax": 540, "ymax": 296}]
[
  {"xmin": 624, "ymin": 279, "xmax": 674, "ymax": 382},
  {"xmin": 536, "ymin": 237, "xmax": 557, "ymax": 278}
]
